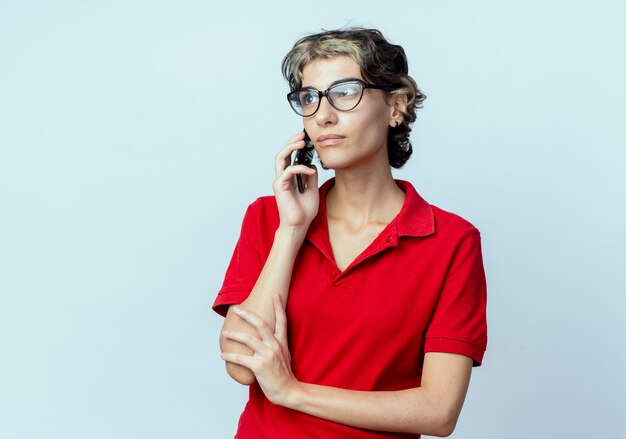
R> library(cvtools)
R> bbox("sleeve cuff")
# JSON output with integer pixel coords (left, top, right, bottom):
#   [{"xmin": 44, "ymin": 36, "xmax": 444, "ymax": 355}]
[
  {"xmin": 211, "ymin": 288, "xmax": 251, "ymax": 317},
  {"xmin": 424, "ymin": 336, "xmax": 486, "ymax": 367}
]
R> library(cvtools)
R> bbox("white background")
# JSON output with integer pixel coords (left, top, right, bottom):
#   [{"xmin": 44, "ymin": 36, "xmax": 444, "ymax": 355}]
[{"xmin": 1, "ymin": 1, "xmax": 625, "ymax": 438}]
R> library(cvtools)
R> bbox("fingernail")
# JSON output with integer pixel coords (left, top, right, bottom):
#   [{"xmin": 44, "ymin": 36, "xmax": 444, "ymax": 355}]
[
  {"xmin": 233, "ymin": 306, "xmax": 242, "ymax": 314},
  {"xmin": 222, "ymin": 330, "xmax": 230, "ymax": 337}
]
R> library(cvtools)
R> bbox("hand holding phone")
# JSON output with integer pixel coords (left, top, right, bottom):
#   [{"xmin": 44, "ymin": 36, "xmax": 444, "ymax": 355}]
[{"xmin": 292, "ymin": 129, "xmax": 314, "ymax": 193}]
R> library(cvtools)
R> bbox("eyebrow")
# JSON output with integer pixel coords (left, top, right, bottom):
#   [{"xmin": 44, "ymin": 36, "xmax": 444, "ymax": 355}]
[{"xmin": 301, "ymin": 77, "xmax": 362, "ymax": 91}]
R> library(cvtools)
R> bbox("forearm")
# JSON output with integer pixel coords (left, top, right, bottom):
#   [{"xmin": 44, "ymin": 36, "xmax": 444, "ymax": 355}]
[
  {"xmin": 238, "ymin": 226, "xmax": 306, "ymax": 324},
  {"xmin": 286, "ymin": 383, "xmax": 454, "ymax": 437},
  {"xmin": 220, "ymin": 226, "xmax": 306, "ymax": 383}
]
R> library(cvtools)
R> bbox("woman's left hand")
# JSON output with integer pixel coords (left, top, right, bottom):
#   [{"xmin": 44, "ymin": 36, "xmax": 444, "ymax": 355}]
[{"xmin": 220, "ymin": 294, "xmax": 299, "ymax": 407}]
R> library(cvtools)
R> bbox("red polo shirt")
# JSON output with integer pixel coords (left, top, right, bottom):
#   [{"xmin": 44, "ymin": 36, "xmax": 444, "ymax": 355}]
[{"xmin": 213, "ymin": 178, "xmax": 487, "ymax": 438}]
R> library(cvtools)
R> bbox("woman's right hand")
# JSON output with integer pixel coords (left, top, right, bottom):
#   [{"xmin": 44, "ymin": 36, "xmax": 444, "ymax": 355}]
[{"xmin": 273, "ymin": 130, "xmax": 319, "ymax": 230}]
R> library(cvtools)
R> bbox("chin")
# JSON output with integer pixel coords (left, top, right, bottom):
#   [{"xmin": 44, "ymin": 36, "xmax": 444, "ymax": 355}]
[
  {"xmin": 316, "ymin": 156, "xmax": 349, "ymax": 170},
  {"xmin": 317, "ymin": 149, "xmax": 355, "ymax": 169},
  {"xmin": 318, "ymin": 151, "xmax": 378, "ymax": 171}
]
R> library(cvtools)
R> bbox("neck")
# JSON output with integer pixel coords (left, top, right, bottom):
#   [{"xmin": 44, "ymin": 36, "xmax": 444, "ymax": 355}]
[{"xmin": 326, "ymin": 166, "xmax": 405, "ymax": 228}]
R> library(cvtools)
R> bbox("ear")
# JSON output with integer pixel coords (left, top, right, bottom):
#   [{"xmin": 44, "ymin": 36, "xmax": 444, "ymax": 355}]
[{"xmin": 388, "ymin": 92, "xmax": 408, "ymax": 127}]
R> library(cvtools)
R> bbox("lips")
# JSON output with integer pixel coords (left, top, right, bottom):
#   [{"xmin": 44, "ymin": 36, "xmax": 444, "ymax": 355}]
[
  {"xmin": 318, "ymin": 134, "xmax": 345, "ymax": 142},
  {"xmin": 317, "ymin": 134, "xmax": 345, "ymax": 146}
]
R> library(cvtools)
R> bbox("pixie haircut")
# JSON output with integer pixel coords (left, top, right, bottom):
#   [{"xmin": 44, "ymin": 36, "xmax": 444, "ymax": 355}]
[{"xmin": 281, "ymin": 27, "xmax": 426, "ymax": 168}]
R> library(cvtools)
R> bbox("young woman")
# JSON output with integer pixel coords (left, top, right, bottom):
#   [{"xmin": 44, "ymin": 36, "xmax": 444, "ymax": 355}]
[{"xmin": 213, "ymin": 27, "xmax": 487, "ymax": 438}]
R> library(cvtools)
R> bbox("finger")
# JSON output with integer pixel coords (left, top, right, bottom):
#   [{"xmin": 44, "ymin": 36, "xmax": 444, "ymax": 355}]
[
  {"xmin": 232, "ymin": 306, "xmax": 276, "ymax": 344},
  {"xmin": 304, "ymin": 164, "xmax": 318, "ymax": 191},
  {"xmin": 220, "ymin": 352, "xmax": 258, "ymax": 371},
  {"xmin": 276, "ymin": 164, "xmax": 316, "ymax": 184},
  {"xmin": 273, "ymin": 165, "xmax": 317, "ymax": 192},
  {"xmin": 273, "ymin": 294, "xmax": 288, "ymax": 345},
  {"xmin": 286, "ymin": 130, "xmax": 306, "ymax": 144},
  {"xmin": 274, "ymin": 141, "xmax": 305, "ymax": 177},
  {"xmin": 279, "ymin": 164, "xmax": 317, "ymax": 180},
  {"xmin": 275, "ymin": 135, "xmax": 307, "ymax": 177},
  {"xmin": 222, "ymin": 330, "xmax": 268, "ymax": 354}
]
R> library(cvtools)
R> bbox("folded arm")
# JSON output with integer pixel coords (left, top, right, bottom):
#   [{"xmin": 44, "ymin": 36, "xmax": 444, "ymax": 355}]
[
  {"xmin": 221, "ymin": 302, "xmax": 473, "ymax": 436},
  {"xmin": 287, "ymin": 352, "xmax": 472, "ymax": 436}
]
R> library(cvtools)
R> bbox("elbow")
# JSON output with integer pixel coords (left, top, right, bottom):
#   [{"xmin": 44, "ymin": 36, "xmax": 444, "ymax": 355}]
[
  {"xmin": 433, "ymin": 422, "xmax": 456, "ymax": 438},
  {"xmin": 412, "ymin": 404, "xmax": 459, "ymax": 437},
  {"xmin": 225, "ymin": 361, "xmax": 256, "ymax": 386},
  {"xmin": 219, "ymin": 332, "xmax": 256, "ymax": 385},
  {"xmin": 428, "ymin": 411, "xmax": 459, "ymax": 437},
  {"xmin": 420, "ymin": 421, "xmax": 455, "ymax": 438}
]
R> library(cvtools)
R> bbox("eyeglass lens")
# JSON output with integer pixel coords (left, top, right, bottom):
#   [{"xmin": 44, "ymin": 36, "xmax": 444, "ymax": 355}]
[{"xmin": 290, "ymin": 81, "xmax": 364, "ymax": 116}]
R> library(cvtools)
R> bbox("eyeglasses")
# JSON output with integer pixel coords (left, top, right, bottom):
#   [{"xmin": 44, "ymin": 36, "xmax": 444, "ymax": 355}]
[{"xmin": 287, "ymin": 79, "xmax": 393, "ymax": 117}]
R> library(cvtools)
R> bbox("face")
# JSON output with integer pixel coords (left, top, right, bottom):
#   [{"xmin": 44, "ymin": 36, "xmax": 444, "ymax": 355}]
[{"xmin": 300, "ymin": 56, "xmax": 399, "ymax": 170}]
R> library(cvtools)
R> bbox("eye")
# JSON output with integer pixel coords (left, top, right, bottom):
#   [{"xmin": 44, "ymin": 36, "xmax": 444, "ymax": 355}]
[
  {"xmin": 300, "ymin": 91, "xmax": 319, "ymax": 106},
  {"xmin": 331, "ymin": 82, "xmax": 361, "ymax": 99}
]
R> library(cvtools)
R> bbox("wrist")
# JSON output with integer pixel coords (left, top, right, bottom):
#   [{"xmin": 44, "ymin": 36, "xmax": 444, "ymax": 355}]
[
  {"xmin": 283, "ymin": 380, "xmax": 306, "ymax": 411},
  {"xmin": 275, "ymin": 225, "xmax": 308, "ymax": 243}
]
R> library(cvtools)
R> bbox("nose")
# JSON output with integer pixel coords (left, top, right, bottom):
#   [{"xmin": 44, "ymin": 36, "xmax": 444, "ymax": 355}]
[{"xmin": 314, "ymin": 95, "xmax": 337, "ymax": 126}]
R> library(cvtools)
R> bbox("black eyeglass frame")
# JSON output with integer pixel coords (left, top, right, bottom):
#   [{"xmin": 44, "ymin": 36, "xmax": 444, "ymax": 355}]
[{"xmin": 286, "ymin": 78, "xmax": 395, "ymax": 117}]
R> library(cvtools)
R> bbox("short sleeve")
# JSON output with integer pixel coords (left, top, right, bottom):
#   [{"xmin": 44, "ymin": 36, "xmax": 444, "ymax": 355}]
[
  {"xmin": 212, "ymin": 201, "xmax": 265, "ymax": 317},
  {"xmin": 424, "ymin": 231, "xmax": 488, "ymax": 366}
]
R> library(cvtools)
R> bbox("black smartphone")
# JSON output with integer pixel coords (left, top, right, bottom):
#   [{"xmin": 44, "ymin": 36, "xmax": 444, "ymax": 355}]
[{"xmin": 292, "ymin": 129, "xmax": 314, "ymax": 193}]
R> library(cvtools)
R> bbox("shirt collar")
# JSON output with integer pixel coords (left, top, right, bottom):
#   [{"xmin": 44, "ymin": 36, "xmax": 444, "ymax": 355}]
[{"xmin": 393, "ymin": 179, "xmax": 435, "ymax": 238}]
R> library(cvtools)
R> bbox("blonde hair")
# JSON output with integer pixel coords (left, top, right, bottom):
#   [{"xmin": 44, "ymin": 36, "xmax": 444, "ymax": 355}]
[{"xmin": 281, "ymin": 27, "xmax": 426, "ymax": 168}]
